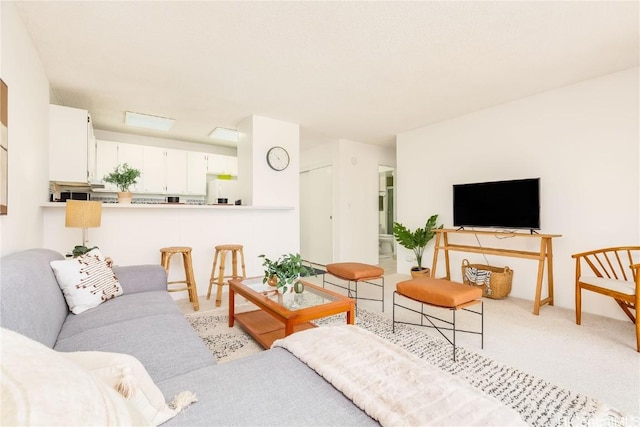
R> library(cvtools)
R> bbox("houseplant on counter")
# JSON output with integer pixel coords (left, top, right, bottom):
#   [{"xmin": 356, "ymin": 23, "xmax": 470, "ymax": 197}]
[
  {"xmin": 259, "ymin": 252, "xmax": 315, "ymax": 293},
  {"xmin": 393, "ymin": 214, "xmax": 442, "ymax": 278},
  {"xmin": 103, "ymin": 163, "xmax": 141, "ymax": 204}
]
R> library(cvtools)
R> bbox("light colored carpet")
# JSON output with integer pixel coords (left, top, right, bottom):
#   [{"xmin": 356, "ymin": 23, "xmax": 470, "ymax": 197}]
[
  {"xmin": 178, "ymin": 273, "xmax": 640, "ymax": 420},
  {"xmin": 183, "ymin": 304, "xmax": 627, "ymax": 426}
]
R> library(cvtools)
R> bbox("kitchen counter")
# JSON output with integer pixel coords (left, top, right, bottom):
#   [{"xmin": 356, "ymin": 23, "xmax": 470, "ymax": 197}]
[
  {"xmin": 42, "ymin": 202, "xmax": 293, "ymax": 210},
  {"xmin": 42, "ymin": 202, "xmax": 300, "ymax": 300}
]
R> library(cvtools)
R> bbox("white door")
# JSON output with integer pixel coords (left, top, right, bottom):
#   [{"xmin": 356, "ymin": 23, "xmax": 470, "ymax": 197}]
[
  {"xmin": 300, "ymin": 166, "xmax": 333, "ymax": 266},
  {"xmin": 142, "ymin": 146, "xmax": 166, "ymax": 193},
  {"xmin": 186, "ymin": 152, "xmax": 208, "ymax": 195},
  {"xmin": 165, "ymin": 149, "xmax": 187, "ymax": 194}
]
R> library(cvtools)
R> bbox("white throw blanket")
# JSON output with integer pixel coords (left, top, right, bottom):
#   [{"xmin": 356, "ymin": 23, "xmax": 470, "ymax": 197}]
[{"xmin": 273, "ymin": 325, "xmax": 526, "ymax": 427}]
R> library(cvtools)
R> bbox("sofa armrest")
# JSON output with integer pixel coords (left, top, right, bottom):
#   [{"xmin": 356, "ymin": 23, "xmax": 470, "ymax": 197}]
[{"xmin": 112, "ymin": 265, "xmax": 167, "ymax": 294}]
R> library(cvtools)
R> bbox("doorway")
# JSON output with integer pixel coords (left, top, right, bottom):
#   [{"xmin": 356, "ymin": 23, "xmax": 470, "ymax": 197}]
[
  {"xmin": 378, "ymin": 166, "xmax": 396, "ymax": 271},
  {"xmin": 300, "ymin": 166, "xmax": 333, "ymax": 265}
]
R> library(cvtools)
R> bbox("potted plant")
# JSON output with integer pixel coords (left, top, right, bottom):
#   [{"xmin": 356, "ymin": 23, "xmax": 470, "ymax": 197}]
[
  {"xmin": 393, "ymin": 214, "xmax": 442, "ymax": 278},
  {"xmin": 258, "ymin": 252, "xmax": 315, "ymax": 293},
  {"xmin": 71, "ymin": 245, "xmax": 98, "ymax": 258},
  {"xmin": 103, "ymin": 163, "xmax": 141, "ymax": 204}
]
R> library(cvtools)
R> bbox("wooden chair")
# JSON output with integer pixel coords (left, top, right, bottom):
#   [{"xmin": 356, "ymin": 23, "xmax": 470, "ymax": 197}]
[{"xmin": 572, "ymin": 246, "xmax": 640, "ymax": 352}]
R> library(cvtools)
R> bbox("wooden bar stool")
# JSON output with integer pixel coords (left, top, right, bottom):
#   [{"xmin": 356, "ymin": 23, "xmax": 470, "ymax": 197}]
[
  {"xmin": 207, "ymin": 244, "xmax": 246, "ymax": 307},
  {"xmin": 160, "ymin": 246, "xmax": 199, "ymax": 311}
]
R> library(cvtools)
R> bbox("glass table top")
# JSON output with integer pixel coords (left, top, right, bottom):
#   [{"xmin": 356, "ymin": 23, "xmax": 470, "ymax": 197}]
[{"xmin": 240, "ymin": 276, "xmax": 343, "ymax": 311}]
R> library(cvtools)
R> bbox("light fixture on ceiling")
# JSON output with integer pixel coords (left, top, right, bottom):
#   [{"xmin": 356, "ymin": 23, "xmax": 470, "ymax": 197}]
[
  {"xmin": 208, "ymin": 127, "xmax": 239, "ymax": 143},
  {"xmin": 124, "ymin": 111, "xmax": 175, "ymax": 131}
]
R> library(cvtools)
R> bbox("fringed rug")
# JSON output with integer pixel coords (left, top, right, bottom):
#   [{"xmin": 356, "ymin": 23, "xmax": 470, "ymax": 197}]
[
  {"xmin": 185, "ymin": 303, "xmax": 262, "ymax": 363},
  {"xmin": 186, "ymin": 307, "xmax": 629, "ymax": 427}
]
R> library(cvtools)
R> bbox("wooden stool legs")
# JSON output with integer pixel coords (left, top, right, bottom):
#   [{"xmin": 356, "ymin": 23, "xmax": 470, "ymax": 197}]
[
  {"xmin": 160, "ymin": 246, "xmax": 199, "ymax": 311},
  {"xmin": 207, "ymin": 245, "xmax": 246, "ymax": 307}
]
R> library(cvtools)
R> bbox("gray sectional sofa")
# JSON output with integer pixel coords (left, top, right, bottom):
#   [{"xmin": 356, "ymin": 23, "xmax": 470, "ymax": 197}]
[{"xmin": 0, "ymin": 248, "xmax": 376, "ymax": 426}]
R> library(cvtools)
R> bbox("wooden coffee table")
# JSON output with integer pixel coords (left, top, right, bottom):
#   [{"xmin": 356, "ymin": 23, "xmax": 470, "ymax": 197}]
[{"xmin": 228, "ymin": 276, "xmax": 355, "ymax": 349}]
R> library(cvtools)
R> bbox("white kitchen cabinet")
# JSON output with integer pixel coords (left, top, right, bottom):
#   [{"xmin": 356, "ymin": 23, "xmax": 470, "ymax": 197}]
[
  {"xmin": 207, "ymin": 154, "xmax": 238, "ymax": 176},
  {"xmin": 96, "ymin": 140, "xmax": 145, "ymax": 192},
  {"xmin": 206, "ymin": 154, "xmax": 223, "ymax": 174},
  {"xmin": 227, "ymin": 156, "xmax": 238, "ymax": 176},
  {"xmin": 95, "ymin": 140, "xmax": 119, "ymax": 191},
  {"xmin": 95, "ymin": 140, "xmax": 212, "ymax": 195},
  {"xmin": 49, "ymin": 104, "xmax": 94, "ymax": 183},
  {"xmin": 116, "ymin": 143, "xmax": 144, "ymax": 192},
  {"xmin": 87, "ymin": 124, "xmax": 97, "ymax": 183},
  {"xmin": 187, "ymin": 152, "xmax": 208, "ymax": 195},
  {"xmin": 140, "ymin": 147, "xmax": 188, "ymax": 194},
  {"xmin": 142, "ymin": 146, "xmax": 166, "ymax": 194},
  {"xmin": 165, "ymin": 149, "xmax": 187, "ymax": 195}
]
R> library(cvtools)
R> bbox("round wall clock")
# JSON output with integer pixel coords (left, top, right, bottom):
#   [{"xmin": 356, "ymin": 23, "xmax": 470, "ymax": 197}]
[{"xmin": 266, "ymin": 146, "xmax": 290, "ymax": 171}]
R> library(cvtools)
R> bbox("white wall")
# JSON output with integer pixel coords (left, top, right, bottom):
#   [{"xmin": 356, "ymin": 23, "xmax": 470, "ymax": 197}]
[
  {"xmin": 237, "ymin": 115, "xmax": 301, "ymax": 258},
  {"xmin": 250, "ymin": 115, "xmax": 300, "ymax": 209},
  {"xmin": 301, "ymin": 139, "xmax": 395, "ymax": 264},
  {"xmin": 0, "ymin": 2, "xmax": 50, "ymax": 256},
  {"xmin": 237, "ymin": 116, "xmax": 254, "ymax": 206},
  {"xmin": 396, "ymin": 67, "xmax": 639, "ymax": 320}
]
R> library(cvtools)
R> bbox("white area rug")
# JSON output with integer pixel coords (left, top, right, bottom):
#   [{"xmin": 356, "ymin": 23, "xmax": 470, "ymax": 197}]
[{"xmin": 185, "ymin": 306, "xmax": 632, "ymax": 427}]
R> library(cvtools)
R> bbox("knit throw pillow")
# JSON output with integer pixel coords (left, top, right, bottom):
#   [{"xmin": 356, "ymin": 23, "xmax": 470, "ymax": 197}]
[{"xmin": 50, "ymin": 248, "xmax": 123, "ymax": 314}]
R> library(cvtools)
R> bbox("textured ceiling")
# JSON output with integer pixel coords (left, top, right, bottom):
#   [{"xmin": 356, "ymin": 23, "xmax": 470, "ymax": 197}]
[{"xmin": 13, "ymin": 1, "xmax": 640, "ymax": 149}]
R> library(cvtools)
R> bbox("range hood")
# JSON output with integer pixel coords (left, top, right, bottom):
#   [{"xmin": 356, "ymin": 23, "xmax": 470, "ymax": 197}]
[{"xmin": 51, "ymin": 181, "xmax": 105, "ymax": 190}]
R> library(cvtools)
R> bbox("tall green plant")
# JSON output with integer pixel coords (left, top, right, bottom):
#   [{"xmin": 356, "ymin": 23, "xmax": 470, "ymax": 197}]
[
  {"xmin": 392, "ymin": 214, "xmax": 442, "ymax": 269},
  {"xmin": 103, "ymin": 163, "xmax": 141, "ymax": 192}
]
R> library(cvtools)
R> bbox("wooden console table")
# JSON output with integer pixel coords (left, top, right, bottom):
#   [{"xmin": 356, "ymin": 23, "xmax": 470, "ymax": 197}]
[{"xmin": 431, "ymin": 228, "xmax": 561, "ymax": 315}]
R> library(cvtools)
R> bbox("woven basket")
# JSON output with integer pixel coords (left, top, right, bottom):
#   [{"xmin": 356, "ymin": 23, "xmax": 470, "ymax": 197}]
[{"xmin": 461, "ymin": 259, "xmax": 513, "ymax": 299}]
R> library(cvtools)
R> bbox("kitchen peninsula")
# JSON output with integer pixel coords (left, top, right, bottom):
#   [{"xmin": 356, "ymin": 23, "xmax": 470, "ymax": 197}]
[
  {"xmin": 43, "ymin": 112, "xmax": 302, "ymax": 298},
  {"xmin": 42, "ymin": 202, "xmax": 298, "ymax": 299}
]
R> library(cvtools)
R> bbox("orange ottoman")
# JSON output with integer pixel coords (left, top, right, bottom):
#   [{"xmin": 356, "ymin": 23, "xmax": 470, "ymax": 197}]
[
  {"xmin": 393, "ymin": 277, "xmax": 483, "ymax": 361},
  {"xmin": 323, "ymin": 262, "xmax": 385, "ymax": 311}
]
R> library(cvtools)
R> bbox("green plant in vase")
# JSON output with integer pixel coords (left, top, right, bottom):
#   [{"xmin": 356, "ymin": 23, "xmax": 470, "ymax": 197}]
[
  {"xmin": 103, "ymin": 163, "xmax": 141, "ymax": 204},
  {"xmin": 258, "ymin": 252, "xmax": 315, "ymax": 293},
  {"xmin": 393, "ymin": 214, "xmax": 442, "ymax": 278},
  {"xmin": 72, "ymin": 245, "xmax": 98, "ymax": 258}
]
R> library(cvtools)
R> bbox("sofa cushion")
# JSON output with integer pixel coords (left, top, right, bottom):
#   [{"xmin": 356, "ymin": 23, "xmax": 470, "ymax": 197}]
[
  {"xmin": 158, "ymin": 348, "xmax": 378, "ymax": 427},
  {"xmin": 579, "ymin": 276, "xmax": 635, "ymax": 295},
  {"xmin": 54, "ymin": 313, "xmax": 216, "ymax": 383},
  {"xmin": 50, "ymin": 248, "xmax": 123, "ymax": 314},
  {"xmin": 1, "ymin": 328, "xmax": 144, "ymax": 426},
  {"xmin": 113, "ymin": 264, "xmax": 168, "ymax": 295},
  {"xmin": 58, "ymin": 291, "xmax": 182, "ymax": 340},
  {"xmin": 0, "ymin": 249, "xmax": 69, "ymax": 347}
]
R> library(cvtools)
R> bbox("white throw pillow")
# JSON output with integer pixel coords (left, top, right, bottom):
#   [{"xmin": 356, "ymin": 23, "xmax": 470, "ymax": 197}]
[
  {"xmin": 0, "ymin": 328, "xmax": 146, "ymax": 426},
  {"xmin": 62, "ymin": 351, "xmax": 180, "ymax": 426},
  {"xmin": 50, "ymin": 248, "xmax": 123, "ymax": 314}
]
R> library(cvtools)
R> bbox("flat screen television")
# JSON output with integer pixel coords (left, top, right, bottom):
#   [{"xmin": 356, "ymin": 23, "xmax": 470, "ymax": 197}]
[{"xmin": 453, "ymin": 178, "xmax": 540, "ymax": 230}]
